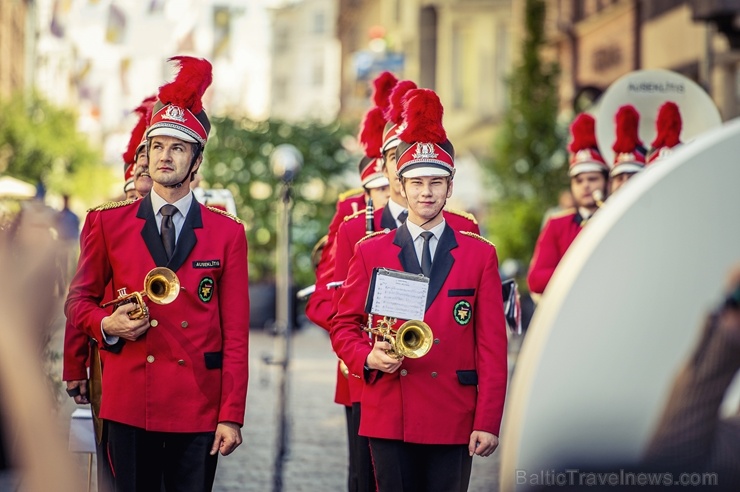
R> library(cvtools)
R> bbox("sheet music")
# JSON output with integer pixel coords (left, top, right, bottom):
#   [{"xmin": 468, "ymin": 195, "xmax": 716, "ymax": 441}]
[{"xmin": 369, "ymin": 268, "xmax": 429, "ymax": 321}]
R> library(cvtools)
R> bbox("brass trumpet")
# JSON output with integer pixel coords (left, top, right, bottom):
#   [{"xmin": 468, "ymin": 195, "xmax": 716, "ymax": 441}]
[
  {"xmin": 364, "ymin": 316, "xmax": 434, "ymax": 360},
  {"xmin": 101, "ymin": 267, "xmax": 181, "ymax": 320}
]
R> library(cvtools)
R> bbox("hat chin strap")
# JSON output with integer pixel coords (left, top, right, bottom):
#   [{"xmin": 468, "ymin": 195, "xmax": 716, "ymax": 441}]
[{"xmin": 163, "ymin": 147, "xmax": 200, "ymax": 189}]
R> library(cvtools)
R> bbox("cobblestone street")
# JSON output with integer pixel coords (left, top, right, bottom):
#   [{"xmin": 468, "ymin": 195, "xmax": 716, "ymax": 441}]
[{"xmin": 58, "ymin": 322, "xmax": 509, "ymax": 491}]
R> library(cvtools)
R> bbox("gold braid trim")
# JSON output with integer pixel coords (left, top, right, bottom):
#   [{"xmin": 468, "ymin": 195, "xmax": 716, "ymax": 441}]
[
  {"xmin": 206, "ymin": 206, "xmax": 243, "ymax": 224},
  {"xmin": 338, "ymin": 187, "xmax": 364, "ymax": 202},
  {"xmin": 357, "ymin": 229, "xmax": 389, "ymax": 244},
  {"xmin": 459, "ymin": 231, "xmax": 495, "ymax": 247},
  {"xmin": 87, "ymin": 199, "xmax": 136, "ymax": 213},
  {"xmin": 444, "ymin": 208, "xmax": 478, "ymax": 225},
  {"xmin": 343, "ymin": 208, "xmax": 368, "ymax": 222}
]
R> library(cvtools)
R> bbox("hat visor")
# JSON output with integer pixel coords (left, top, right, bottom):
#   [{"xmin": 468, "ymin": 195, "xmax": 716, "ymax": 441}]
[
  {"xmin": 364, "ymin": 176, "xmax": 390, "ymax": 189},
  {"xmin": 382, "ymin": 136, "xmax": 400, "ymax": 153},
  {"xmin": 610, "ymin": 163, "xmax": 644, "ymax": 177},
  {"xmin": 147, "ymin": 127, "xmax": 198, "ymax": 144},
  {"xmin": 569, "ymin": 162, "xmax": 608, "ymax": 177},
  {"xmin": 400, "ymin": 165, "xmax": 452, "ymax": 178}
]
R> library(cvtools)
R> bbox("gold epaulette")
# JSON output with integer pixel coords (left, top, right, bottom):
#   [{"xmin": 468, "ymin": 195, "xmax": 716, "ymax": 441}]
[
  {"xmin": 343, "ymin": 208, "xmax": 368, "ymax": 222},
  {"xmin": 338, "ymin": 187, "xmax": 364, "ymax": 202},
  {"xmin": 549, "ymin": 207, "xmax": 577, "ymax": 219},
  {"xmin": 444, "ymin": 208, "xmax": 478, "ymax": 225},
  {"xmin": 357, "ymin": 229, "xmax": 389, "ymax": 244},
  {"xmin": 206, "ymin": 206, "xmax": 243, "ymax": 224},
  {"xmin": 87, "ymin": 199, "xmax": 136, "ymax": 213},
  {"xmin": 459, "ymin": 231, "xmax": 495, "ymax": 247}
]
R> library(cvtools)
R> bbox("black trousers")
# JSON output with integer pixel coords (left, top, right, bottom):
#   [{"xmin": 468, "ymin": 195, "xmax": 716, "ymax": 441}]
[
  {"xmin": 350, "ymin": 403, "xmax": 377, "ymax": 492},
  {"xmin": 107, "ymin": 420, "xmax": 218, "ymax": 492},
  {"xmin": 368, "ymin": 437, "xmax": 473, "ymax": 492},
  {"xmin": 96, "ymin": 421, "xmax": 114, "ymax": 492}
]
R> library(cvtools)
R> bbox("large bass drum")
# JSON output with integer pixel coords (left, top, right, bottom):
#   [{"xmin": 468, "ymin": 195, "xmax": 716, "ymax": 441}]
[{"xmin": 500, "ymin": 116, "xmax": 740, "ymax": 491}]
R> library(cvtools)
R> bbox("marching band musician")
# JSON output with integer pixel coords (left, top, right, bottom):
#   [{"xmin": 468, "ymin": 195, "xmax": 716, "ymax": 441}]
[
  {"xmin": 527, "ymin": 113, "xmax": 609, "ymax": 295},
  {"xmin": 609, "ymin": 105, "xmax": 647, "ymax": 194},
  {"xmin": 65, "ymin": 57, "xmax": 249, "ymax": 491},
  {"xmin": 331, "ymin": 80, "xmax": 481, "ymax": 492},
  {"xmin": 330, "ymin": 89, "xmax": 508, "ymax": 492}
]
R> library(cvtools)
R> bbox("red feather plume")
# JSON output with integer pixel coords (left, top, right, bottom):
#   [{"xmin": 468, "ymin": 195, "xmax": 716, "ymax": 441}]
[
  {"xmin": 651, "ymin": 101, "xmax": 682, "ymax": 148},
  {"xmin": 568, "ymin": 113, "xmax": 598, "ymax": 153},
  {"xmin": 122, "ymin": 95, "xmax": 156, "ymax": 165},
  {"xmin": 612, "ymin": 105, "xmax": 643, "ymax": 153},
  {"xmin": 157, "ymin": 56, "xmax": 212, "ymax": 114},
  {"xmin": 385, "ymin": 80, "xmax": 418, "ymax": 124},
  {"xmin": 398, "ymin": 89, "xmax": 446, "ymax": 144},
  {"xmin": 371, "ymin": 71, "xmax": 398, "ymax": 111},
  {"xmin": 358, "ymin": 107, "xmax": 386, "ymax": 159}
]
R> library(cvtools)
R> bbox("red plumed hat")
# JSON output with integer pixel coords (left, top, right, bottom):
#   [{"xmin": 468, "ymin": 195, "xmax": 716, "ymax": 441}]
[
  {"xmin": 611, "ymin": 105, "xmax": 646, "ymax": 177},
  {"xmin": 147, "ymin": 56, "xmax": 213, "ymax": 146},
  {"xmin": 358, "ymin": 106, "xmax": 386, "ymax": 159},
  {"xmin": 568, "ymin": 113, "xmax": 608, "ymax": 177},
  {"xmin": 122, "ymin": 95, "xmax": 156, "ymax": 167},
  {"xmin": 382, "ymin": 80, "xmax": 418, "ymax": 153},
  {"xmin": 396, "ymin": 89, "xmax": 454, "ymax": 178},
  {"xmin": 371, "ymin": 71, "xmax": 398, "ymax": 112},
  {"xmin": 647, "ymin": 101, "xmax": 682, "ymax": 164}
]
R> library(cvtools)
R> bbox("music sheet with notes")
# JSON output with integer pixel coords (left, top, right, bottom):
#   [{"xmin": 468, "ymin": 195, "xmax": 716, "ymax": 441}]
[{"xmin": 365, "ymin": 268, "xmax": 429, "ymax": 321}]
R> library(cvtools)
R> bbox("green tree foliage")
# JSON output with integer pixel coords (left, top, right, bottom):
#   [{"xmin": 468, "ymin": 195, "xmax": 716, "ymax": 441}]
[
  {"xmin": 203, "ymin": 117, "xmax": 356, "ymax": 287},
  {"xmin": 0, "ymin": 92, "xmax": 108, "ymax": 201},
  {"xmin": 486, "ymin": 0, "xmax": 567, "ymax": 266}
]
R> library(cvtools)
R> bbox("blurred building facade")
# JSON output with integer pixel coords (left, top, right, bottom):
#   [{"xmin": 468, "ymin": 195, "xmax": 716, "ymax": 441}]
[
  {"xmin": 270, "ymin": 0, "xmax": 342, "ymax": 122},
  {"xmin": 547, "ymin": 0, "xmax": 740, "ymax": 120},
  {"xmin": 0, "ymin": 0, "xmax": 32, "ymax": 99},
  {"xmin": 336, "ymin": 0, "xmax": 517, "ymax": 213}
]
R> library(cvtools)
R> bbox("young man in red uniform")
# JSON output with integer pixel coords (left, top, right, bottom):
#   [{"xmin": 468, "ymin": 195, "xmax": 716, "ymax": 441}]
[
  {"xmin": 65, "ymin": 57, "xmax": 249, "ymax": 491},
  {"xmin": 331, "ymin": 81, "xmax": 481, "ymax": 492},
  {"xmin": 527, "ymin": 113, "xmax": 609, "ymax": 295},
  {"xmin": 330, "ymin": 89, "xmax": 508, "ymax": 491},
  {"xmin": 609, "ymin": 104, "xmax": 646, "ymax": 194}
]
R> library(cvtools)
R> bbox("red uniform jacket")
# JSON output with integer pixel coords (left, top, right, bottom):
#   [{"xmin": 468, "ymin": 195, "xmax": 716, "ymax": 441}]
[
  {"xmin": 332, "ymin": 206, "xmax": 481, "ymax": 404},
  {"xmin": 330, "ymin": 225, "xmax": 508, "ymax": 444},
  {"xmin": 305, "ymin": 191, "xmax": 364, "ymax": 407},
  {"xmin": 65, "ymin": 194, "xmax": 250, "ymax": 433},
  {"xmin": 527, "ymin": 209, "xmax": 585, "ymax": 294},
  {"xmin": 64, "ymin": 209, "xmax": 101, "ymax": 382}
]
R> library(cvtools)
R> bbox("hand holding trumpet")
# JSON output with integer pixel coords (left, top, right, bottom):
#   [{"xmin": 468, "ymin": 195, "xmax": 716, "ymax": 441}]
[
  {"xmin": 366, "ymin": 339, "xmax": 404, "ymax": 373},
  {"xmin": 102, "ymin": 302, "xmax": 151, "ymax": 341}
]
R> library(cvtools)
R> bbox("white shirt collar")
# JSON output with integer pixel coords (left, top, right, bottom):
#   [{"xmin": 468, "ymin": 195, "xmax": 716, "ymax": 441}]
[
  {"xmin": 405, "ymin": 218, "xmax": 446, "ymax": 242},
  {"xmin": 386, "ymin": 199, "xmax": 407, "ymax": 223},
  {"xmin": 150, "ymin": 188, "xmax": 193, "ymax": 218}
]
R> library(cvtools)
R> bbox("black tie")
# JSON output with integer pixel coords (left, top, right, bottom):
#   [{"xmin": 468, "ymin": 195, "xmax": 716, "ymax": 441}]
[
  {"xmin": 397, "ymin": 210, "xmax": 408, "ymax": 224},
  {"xmin": 160, "ymin": 204, "xmax": 177, "ymax": 260},
  {"xmin": 420, "ymin": 231, "xmax": 433, "ymax": 277}
]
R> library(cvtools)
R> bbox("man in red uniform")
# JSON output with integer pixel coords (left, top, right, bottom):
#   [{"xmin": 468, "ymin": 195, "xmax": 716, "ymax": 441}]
[
  {"xmin": 330, "ymin": 89, "xmax": 508, "ymax": 491},
  {"xmin": 527, "ymin": 113, "xmax": 609, "ymax": 295},
  {"xmin": 609, "ymin": 104, "xmax": 646, "ymax": 194},
  {"xmin": 65, "ymin": 57, "xmax": 249, "ymax": 491}
]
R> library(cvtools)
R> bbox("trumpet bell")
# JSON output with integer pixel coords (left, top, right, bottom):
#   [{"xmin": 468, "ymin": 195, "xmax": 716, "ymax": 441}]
[
  {"xmin": 144, "ymin": 267, "xmax": 180, "ymax": 305},
  {"xmin": 395, "ymin": 320, "xmax": 433, "ymax": 359}
]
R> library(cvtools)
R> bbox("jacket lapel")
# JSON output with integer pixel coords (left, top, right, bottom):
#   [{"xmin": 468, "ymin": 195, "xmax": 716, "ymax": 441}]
[
  {"xmin": 167, "ymin": 199, "xmax": 202, "ymax": 272},
  {"xmin": 425, "ymin": 225, "xmax": 457, "ymax": 310},
  {"xmin": 393, "ymin": 224, "xmax": 421, "ymax": 275},
  {"xmin": 380, "ymin": 206, "xmax": 397, "ymax": 230},
  {"xmin": 137, "ymin": 194, "xmax": 169, "ymax": 267}
]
